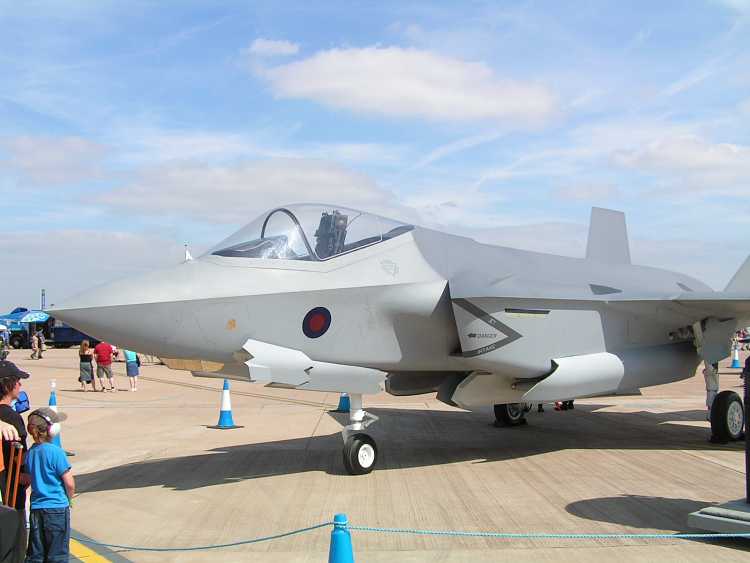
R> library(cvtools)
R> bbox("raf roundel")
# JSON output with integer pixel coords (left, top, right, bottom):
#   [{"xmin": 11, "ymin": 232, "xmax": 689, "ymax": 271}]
[{"xmin": 303, "ymin": 307, "xmax": 331, "ymax": 338}]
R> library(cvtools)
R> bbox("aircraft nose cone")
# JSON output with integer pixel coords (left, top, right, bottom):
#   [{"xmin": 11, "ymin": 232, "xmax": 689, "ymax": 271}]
[
  {"xmin": 51, "ymin": 273, "xmax": 159, "ymax": 348},
  {"xmin": 51, "ymin": 262, "xmax": 201, "ymax": 352}
]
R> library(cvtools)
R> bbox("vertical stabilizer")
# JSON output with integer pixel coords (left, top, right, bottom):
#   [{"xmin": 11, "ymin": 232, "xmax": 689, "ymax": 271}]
[
  {"xmin": 725, "ymin": 255, "xmax": 750, "ymax": 292},
  {"xmin": 585, "ymin": 207, "xmax": 631, "ymax": 265}
]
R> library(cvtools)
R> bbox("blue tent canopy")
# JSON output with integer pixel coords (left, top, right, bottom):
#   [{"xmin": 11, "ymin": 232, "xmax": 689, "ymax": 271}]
[
  {"xmin": 0, "ymin": 308, "xmax": 50, "ymax": 325},
  {"xmin": 19, "ymin": 311, "xmax": 49, "ymax": 323}
]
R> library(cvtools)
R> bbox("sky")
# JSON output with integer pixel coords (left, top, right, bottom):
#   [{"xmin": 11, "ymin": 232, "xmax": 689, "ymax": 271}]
[{"xmin": 1, "ymin": 0, "xmax": 749, "ymax": 311}]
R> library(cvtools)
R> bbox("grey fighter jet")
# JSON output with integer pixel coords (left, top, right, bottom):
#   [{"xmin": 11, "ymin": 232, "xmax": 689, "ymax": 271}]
[{"xmin": 52, "ymin": 204, "xmax": 750, "ymax": 474}]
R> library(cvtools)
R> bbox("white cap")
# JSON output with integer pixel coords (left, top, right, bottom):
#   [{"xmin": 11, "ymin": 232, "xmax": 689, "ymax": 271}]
[{"xmin": 0, "ymin": 325, "xmax": 6, "ymax": 331}]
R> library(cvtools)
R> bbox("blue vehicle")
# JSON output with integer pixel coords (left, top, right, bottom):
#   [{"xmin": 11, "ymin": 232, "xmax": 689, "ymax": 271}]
[
  {"xmin": 49, "ymin": 317, "xmax": 100, "ymax": 348},
  {"xmin": 0, "ymin": 307, "xmax": 50, "ymax": 349},
  {"xmin": 0, "ymin": 307, "xmax": 98, "ymax": 349}
]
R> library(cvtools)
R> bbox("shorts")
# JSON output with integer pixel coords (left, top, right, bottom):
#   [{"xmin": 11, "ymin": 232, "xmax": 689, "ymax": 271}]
[
  {"xmin": 96, "ymin": 365, "xmax": 113, "ymax": 379},
  {"xmin": 126, "ymin": 362, "xmax": 139, "ymax": 377}
]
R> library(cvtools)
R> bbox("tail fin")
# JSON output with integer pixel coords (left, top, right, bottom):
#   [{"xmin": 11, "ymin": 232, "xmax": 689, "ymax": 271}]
[
  {"xmin": 585, "ymin": 207, "xmax": 631, "ymax": 265},
  {"xmin": 726, "ymin": 255, "xmax": 750, "ymax": 292}
]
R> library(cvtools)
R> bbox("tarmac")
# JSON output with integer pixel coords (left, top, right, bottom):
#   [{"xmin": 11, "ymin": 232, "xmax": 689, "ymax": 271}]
[{"xmin": 5, "ymin": 348, "xmax": 749, "ymax": 562}]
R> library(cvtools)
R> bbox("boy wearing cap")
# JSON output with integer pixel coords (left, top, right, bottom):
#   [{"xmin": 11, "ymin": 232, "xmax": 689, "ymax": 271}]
[{"xmin": 25, "ymin": 407, "xmax": 75, "ymax": 563}]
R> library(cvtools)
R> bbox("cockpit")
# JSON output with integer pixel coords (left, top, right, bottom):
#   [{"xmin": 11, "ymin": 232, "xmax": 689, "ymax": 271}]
[{"xmin": 209, "ymin": 204, "xmax": 414, "ymax": 261}]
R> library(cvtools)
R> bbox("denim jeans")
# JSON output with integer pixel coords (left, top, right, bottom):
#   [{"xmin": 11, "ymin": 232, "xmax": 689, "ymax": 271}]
[{"xmin": 25, "ymin": 507, "xmax": 70, "ymax": 563}]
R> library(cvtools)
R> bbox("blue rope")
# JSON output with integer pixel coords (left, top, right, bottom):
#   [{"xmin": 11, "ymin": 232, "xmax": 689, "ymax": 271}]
[
  {"xmin": 70, "ymin": 521, "xmax": 750, "ymax": 552},
  {"xmin": 70, "ymin": 522, "xmax": 333, "ymax": 552},
  {"xmin": 348, "ymin": 525, "xmax": 750, "ymax": 540}
]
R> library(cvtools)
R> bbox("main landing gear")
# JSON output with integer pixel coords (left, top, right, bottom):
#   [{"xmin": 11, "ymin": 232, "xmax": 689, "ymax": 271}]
[
  {"xmin": 494, "ymin": 403, "xmax": 529, "ymax": 426},
  {"xmin": 710, "ymin": 390, "xmax": 745, "ymax": 443},
  {"xmin": 341, "ymin": 394, "xmax": 379, "ymax": 475}
]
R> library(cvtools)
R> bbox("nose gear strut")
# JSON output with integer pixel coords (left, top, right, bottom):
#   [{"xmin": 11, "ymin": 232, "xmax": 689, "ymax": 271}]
[{"xmin": 341, "ymin": 393, "xmax": 379, "ymax": 475}]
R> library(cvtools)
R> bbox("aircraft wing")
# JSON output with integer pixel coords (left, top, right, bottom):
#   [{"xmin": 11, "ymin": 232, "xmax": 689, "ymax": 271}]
[
  {"xmin": 449, "ymin": 269, "xmax": 750, "ymax": 372},
  {"xmin": 607, "ymin": 292, "xmax": 750, "ymax": 319},
  {"xmin": 449, "ymin": 269, "xmax": 750, "ymax": 322}
]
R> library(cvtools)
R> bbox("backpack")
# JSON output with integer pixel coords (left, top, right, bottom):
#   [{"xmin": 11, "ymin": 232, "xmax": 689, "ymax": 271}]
[{"xmin": 13, "ymin": 390, "xmax": 29, "ymax": 414}]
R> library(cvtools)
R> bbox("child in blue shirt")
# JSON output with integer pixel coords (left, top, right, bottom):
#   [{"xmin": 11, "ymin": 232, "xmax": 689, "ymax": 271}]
[{"xmin": 25, "ymin": 407, "xmax": 75, "ymax": 563}]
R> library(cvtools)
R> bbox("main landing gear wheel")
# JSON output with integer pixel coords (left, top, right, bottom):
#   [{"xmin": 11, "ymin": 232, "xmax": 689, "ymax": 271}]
[
  {"xmin": 494, "ymin": 403, "xmax": 527, "ymax": 426},
  {"xmin": 710, "ymin": 390, "xmax": 745, "ymax": 443},
  {"xmin": 343, "ymin": 433, "xmax": 377, "ymax": 475}
]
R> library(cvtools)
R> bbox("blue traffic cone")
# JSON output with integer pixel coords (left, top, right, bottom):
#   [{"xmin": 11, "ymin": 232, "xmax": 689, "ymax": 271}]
[
  {"xmin": 48, "ymin": 380, "xmax": 74, "ymax": 456},
  {"xmin": 48, "ymin": 381, "xmax": 63, "ymax": 449},
  {"xmin": 209, "ymin": 379, "xmax": 242, "ymax": 429},
  {"xmin": 328, "ymin": 514, "xmax": 354, "ymax": 563},
  {"xmin": 731, "ymin": 346, "xmax": 742, "ymax": 369},
  {"xmin": 334, "ymin": 393, "xmax": 350, "ymax": 413}
]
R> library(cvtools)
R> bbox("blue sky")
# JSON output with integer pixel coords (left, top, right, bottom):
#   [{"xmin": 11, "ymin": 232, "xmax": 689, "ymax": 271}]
[{"xmin": 1, "ymin": 0, "xmax": 749, "ymax": 311}]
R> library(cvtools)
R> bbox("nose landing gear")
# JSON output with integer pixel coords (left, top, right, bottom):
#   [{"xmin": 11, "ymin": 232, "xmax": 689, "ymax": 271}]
[{"xmin": 341, "ymin": 393, "xmax": 379, "ymax": 475}]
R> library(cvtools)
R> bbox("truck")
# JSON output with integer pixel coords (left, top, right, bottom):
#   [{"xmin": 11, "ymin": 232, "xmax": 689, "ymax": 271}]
[
  {"xmin": 0, "ymin": 307, "xmax": 98, "ymax": 348},
  {"xmin": 49, "ymin": 317, "xmax": 100, "ymax": 348}
]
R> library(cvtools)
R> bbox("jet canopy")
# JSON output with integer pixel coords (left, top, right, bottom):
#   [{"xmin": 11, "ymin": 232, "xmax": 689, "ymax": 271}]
[{"xmin": 210, "ymin": 204, "xmax": 414, "ymax": 261}]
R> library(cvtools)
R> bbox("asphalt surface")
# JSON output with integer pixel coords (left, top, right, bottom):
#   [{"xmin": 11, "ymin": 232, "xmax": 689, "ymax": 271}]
[{"xmin": 5, "ymin": 348, "xmax": 749, "ymax": 562}]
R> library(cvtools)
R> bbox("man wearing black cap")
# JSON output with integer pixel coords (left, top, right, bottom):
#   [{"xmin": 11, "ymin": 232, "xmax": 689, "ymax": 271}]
[{"xmin": 0, "ymin": 361, "xmax": 30, "ymax": 511}]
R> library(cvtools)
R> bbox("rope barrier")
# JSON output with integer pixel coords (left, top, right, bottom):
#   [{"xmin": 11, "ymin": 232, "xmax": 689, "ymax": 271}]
[
  {"xmin": 71, "ymin": 522, "xmax": 333, "ymax": 552},
  {"xmin": 69, "ymin": 519, "xmax": 750, "ymax": 553},
  {"xmin": 347, "ymin": 525, "xmax": 750, "ymax": 540}
]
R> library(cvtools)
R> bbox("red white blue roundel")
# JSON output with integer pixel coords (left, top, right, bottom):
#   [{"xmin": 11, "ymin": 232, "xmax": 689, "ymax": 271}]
[{"xmin": 303, "ymin": 307, "xmax": 331, "ymax": 338}]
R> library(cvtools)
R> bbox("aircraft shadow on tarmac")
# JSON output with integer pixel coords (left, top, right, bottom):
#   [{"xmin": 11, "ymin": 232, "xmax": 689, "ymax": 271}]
[
  {"xmin": 566, "ymin": 494, "xmax": 712, "ymax": 531},
  {"xmin": 76, "ymin": 404, "xmax": 745, "ymax": 494},
  {"xmin": 566, "ymin": 495, "xmax": 750, "ymax": 551}
]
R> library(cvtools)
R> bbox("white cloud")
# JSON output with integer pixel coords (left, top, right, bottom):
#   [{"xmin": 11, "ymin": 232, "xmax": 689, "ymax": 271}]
[
  {"xmin": 613, "ymin": 135, "xmax": 750, "ymax": 191},
  {"xmin": 247, "ymin": 38, "xmax": 299, "ymax": 57},
  {"xmin": 110, "ymin": 124, "xmax": 408, "ymax": 168},
  {"xmin": 0, "ymin": 230, "xmax": 185, "ymax": 312},
  {"xmin": 659, "ymin": 56, "xmax": 726, "ymax": 98},
  {"xmin": 570, "ymin": 118, "xmax": 696, "ymax": 155},
  {"xmin": 411, "ymin": 130, "xmax": 507, "ymax": 170},
  {"xmin": 258, "ymin": 47, "xmax": 557, "ymax": 124},
  {"xmin": 118, "ymin": 130, "xmax": 264, "ymax": 163},
  {"xmin": 555, "ymin": 183, "xmax": 620, "ymax": 202},
  {"xmin": 715, "ymin": 0, "xmax": 750, "ymax": 15},
  {"xmin": 302, "ymin": 142, "xmax": 408, "ymax": 165},
  {"xmin": 1, "ymin": 135, "xmax": 107, "ymax": 185},
  {"xmin": 96, "ymin": 158, "xmax": 413, "ymax": 224}
]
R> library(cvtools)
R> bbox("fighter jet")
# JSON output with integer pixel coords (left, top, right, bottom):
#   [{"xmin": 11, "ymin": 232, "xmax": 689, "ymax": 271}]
[{"xmin": 52, "ymin": 204, "xmax": 750, "ymax": 474}]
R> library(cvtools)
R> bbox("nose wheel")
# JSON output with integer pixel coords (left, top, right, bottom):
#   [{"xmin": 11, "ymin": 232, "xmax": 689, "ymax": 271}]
[
  {"xmin": 343, "ymin": 433, "xmax": 378, "ymax": 475},
  {"xmin": 340, "ymin": 393, "xmax": 379, "ymax": 475}
]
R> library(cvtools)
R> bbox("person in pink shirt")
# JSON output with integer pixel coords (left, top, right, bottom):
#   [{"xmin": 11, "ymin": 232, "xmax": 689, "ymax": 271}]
[{"xmin": 93, "ymin": 342, "xmax": 117, "ymax": 392}]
